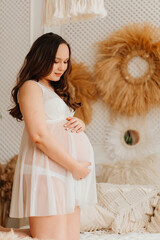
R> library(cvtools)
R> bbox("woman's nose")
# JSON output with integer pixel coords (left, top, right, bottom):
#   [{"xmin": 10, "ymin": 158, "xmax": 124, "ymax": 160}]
[{"xmin": 58, "ymin": 62, "xmax": 65, "ymax": 71}]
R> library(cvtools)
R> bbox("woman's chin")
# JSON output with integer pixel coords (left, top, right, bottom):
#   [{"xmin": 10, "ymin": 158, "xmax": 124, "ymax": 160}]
[{"xmin": 49, "ymin": 77, "xmax": 61, "ymax": 82}]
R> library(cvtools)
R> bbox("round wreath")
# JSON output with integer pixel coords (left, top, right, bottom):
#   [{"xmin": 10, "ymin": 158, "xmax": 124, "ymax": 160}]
[
  {"xmin": 95, "ymin": 23, "xmax": 160, "ymax": 116},
  {"xmin": 104, "ymin": 115, "xmax": 160, "ymax": 161}
]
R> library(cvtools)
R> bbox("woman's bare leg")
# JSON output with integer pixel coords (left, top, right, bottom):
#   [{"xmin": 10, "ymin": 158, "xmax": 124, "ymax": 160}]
[
  {"xmin": 29, "ymin": 214, "xmax": 67, "ymax": 240},
  {"xmin": 0, "ymin": 206, "xmax": 80, "ymax": 240},
  {"xmin": 67, "ymin": 206, "xmax": 80, "ymax": 240}
]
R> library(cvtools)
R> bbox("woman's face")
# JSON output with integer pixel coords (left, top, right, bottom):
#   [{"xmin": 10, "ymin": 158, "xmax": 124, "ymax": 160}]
[{"xmin": 45, "ymin": 43, "xmax": 69, "ymax": 82}]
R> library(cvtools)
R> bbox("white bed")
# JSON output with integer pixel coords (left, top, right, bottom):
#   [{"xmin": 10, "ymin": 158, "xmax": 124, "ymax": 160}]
[
  {"xmin": 1, "ymin": 230, "xmax": 160, "ymax": 240},
  {"xmin": 80, "ymin": 231, "xmax": 160, "ymax": 240}
]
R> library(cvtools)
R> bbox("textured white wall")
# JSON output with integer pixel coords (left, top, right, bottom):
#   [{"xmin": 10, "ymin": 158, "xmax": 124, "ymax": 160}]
[
  {"xmin": 0, "ymin": 0, "xmax": 30, "ymax": 163},
  {"xmin": 30, "ymin": 0, "xmax": 62, "ymax": 44},
  {"xmin": 30, "ymin": 0, "xmax": 43, "ymax": 45}
]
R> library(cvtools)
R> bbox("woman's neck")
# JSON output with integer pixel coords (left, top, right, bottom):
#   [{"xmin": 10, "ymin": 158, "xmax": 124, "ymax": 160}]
[{"xmin": 38, "ymin": 79, "xmax": 54, "ymax": 91}]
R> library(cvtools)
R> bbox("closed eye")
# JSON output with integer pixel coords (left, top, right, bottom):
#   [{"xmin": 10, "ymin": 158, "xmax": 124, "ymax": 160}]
[
  {"xmin": 54, "ymin": 61, "xmax": 68, "ymax": 64},
  {"xmin": 54, "ymin": 58, "xmax": 69, "ymax": 64}
]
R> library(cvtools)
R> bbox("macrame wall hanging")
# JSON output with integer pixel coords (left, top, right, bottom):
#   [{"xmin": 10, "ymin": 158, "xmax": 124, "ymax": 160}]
[
  {"xmin": 95, "ymin": 23, "xmax": 160, "ymax": 117},
  {"xmin": 42, "ymin": 0, "xmax": 107, "ymax": 26}
]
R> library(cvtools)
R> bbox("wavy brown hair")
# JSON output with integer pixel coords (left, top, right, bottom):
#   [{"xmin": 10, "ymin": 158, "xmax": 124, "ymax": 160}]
[{"xmin": 9, "ymin": 32, "xmax": 81, "ymax": 121}]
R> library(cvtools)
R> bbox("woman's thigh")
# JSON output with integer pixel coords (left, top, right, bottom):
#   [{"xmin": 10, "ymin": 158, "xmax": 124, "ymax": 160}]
[
  {"xmin": 29, "ymin": 214, "xmax": 67, "ymax": 240},
  {"xmin": 67, "ymin": 206, "xmax": 80, "ymax": 240}
]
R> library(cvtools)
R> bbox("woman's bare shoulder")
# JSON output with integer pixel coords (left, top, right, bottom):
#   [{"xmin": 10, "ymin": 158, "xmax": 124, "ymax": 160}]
[
  {"xmin": 20, "ymin": 80, "xmax": 39, "ymax": 90},
  {"xmin": 19, "ymin": 80, "xmax": 42, "ymax": 99}
]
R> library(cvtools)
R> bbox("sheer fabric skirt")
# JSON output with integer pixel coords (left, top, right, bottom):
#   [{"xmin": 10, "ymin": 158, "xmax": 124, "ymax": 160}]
[{"xmin": 9, "ymin": 119, "xmax": 97, "ymax": 218}]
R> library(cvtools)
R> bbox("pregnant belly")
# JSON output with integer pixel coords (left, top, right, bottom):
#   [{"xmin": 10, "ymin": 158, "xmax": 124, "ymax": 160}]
[
  {"xmin": 48, "ymin": 120, "xmax": 94, "ymax": 163},
  {"xmin": 21, "ymin": 120, "xmax": 94, "ymax": 175}
]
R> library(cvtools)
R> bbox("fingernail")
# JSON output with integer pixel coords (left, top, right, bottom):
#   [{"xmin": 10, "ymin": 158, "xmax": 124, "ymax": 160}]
[
  {"xmin": 64, "ymin": 124, "xmax": 66, "ymax": 127},
  {"xmin": 66, "ymin": 128, "xmax": 69, "ymax": 130}
]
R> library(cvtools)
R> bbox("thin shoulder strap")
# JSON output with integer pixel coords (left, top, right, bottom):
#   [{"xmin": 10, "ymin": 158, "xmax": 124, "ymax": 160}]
[
  {"xmin": 34, "ymin": 81, "xmax": 43, "ymax": 87},
  {"xmin": 34, "ymin": 81, "xmax": 45, "ymax": 92},
  {"xmin": 34, "ymin": 81, "xmax": 56, "ymax": 95}
]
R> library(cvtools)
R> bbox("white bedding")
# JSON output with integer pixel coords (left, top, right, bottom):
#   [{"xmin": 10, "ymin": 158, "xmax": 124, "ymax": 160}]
[
  {"xmin": 80, "ymin": 231, "xmax": 160, "ymax": 240},
  {"xmin": 1, "ymin": 230, "xmax": 160, "ymax": 239}
]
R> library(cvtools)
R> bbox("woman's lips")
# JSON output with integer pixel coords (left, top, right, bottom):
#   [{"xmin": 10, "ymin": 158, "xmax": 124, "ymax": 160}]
[{"xmin": 55, "ymin": 73, "xmax": 62, "ymax": 77}]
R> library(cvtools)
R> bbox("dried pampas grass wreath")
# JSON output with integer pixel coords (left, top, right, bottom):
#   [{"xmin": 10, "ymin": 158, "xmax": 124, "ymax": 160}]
[
  {"xmin": 68, "ymin": 61, "xmax": 97, "ymax": 124},
  {"xmin": 95, "ymin": 23, "xmax": 160, "ymax": 116}
]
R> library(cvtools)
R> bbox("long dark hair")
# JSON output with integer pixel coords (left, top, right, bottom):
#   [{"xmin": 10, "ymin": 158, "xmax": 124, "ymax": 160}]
[{"xmin": 9, "ymin": 32, "xmax": 81, "ymax": 121}]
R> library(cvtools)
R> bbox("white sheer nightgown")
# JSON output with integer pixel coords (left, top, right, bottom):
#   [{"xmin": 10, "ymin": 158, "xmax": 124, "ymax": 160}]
[{"xmin": 9, "ymin": 81, "xmax": 97, "ymax": 218}]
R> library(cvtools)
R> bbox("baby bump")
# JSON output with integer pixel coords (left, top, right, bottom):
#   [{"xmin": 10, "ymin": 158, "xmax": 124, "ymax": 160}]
[
  {"xmin": 48, "ymin": 121, "xmax": 94, "ymax": 165},
  {"xmin": 22, "ymin": 122, "xmax": 94, "ymax": 174},
  {"xmin": 71, "ymin": 131, "xmax": 94, "ymax": 163}
]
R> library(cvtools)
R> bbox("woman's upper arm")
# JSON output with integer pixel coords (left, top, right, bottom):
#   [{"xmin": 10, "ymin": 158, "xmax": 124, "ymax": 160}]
[{"xmin": 18, "ymin": 81, "xmax": 48, "ymax": 141}]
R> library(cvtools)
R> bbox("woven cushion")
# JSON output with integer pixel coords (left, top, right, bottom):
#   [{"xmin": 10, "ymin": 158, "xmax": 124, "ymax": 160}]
[
  {"xmin": 97, "ymin": 183, "xmax": 160, "ymax": 233},
  {"xmin": 146, "ymin": 198, "xmax": 160, "ymax": 233},
  {"xmin": 80, "ymin": 204, "xmax": 114, "ymax": 232}
]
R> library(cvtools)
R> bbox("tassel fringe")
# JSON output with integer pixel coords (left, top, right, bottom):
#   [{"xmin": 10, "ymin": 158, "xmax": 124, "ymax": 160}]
[
  {"xmin": 42, "ymin": 0, "xmax": 107, "ymax": 26},
  {"xmin": 42, "ymin": 0, "xmax": 69, "ymax": 26}
]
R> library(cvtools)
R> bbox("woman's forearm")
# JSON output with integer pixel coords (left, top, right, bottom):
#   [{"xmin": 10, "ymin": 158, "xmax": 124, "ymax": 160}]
[{"xmin": 32, "ymin": 131, "xmax": 79, "ymax": 172}]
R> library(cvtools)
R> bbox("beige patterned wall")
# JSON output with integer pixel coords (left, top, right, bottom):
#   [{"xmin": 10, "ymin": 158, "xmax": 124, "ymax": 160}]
[{"xmin": 0, "ymin": 0, "xmax": 30, "ymax": 163}]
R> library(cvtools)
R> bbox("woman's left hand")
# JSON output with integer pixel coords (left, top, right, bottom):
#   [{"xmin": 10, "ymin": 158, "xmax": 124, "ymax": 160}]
[{"xmin": 63, "ymin": 117, "xmax": 85, "ymax": 133}]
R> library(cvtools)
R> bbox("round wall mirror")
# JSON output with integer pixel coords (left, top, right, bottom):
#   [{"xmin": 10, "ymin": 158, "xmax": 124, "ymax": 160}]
[{"xmin": 124, "ymin": 130, "xmax": 140, "ymax": 146}]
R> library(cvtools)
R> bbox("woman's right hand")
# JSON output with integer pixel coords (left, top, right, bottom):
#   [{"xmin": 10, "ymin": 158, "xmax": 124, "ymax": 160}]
[{"xmin": 71, "ymin": 161, "xmax": 92, "ymax": 180}]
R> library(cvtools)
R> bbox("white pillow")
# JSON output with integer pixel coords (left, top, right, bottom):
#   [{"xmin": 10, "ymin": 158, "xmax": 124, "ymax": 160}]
[
  {"xmin": 80, "ymin": 204, "xmax": 114, "ymax": 232},
  {"xmin": 146, "ymin": 198, "xmax": 160, "ymax": 233},
  {"xmin": 97, "ymin": 183, "xmax": 160, "ymax": 233}
]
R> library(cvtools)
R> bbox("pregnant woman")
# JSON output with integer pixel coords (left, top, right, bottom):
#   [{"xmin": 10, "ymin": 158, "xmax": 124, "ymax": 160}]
[{"xmin": 0, "ymin": 32, "xmax": 97, "ymax": 240}]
